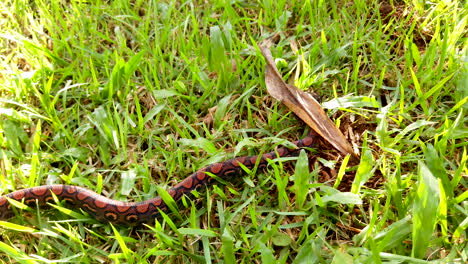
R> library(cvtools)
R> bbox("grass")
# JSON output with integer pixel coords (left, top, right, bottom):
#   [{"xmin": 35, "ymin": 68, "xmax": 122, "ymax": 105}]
[{"xmin": 0, "ymin": 0, "xmax": 466, "ymax": 263}]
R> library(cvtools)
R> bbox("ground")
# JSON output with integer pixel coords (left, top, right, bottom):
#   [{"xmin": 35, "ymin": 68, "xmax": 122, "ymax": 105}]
[{"xmin": 0, "ymin": 0, "xmax": 466, "ymax": 263}]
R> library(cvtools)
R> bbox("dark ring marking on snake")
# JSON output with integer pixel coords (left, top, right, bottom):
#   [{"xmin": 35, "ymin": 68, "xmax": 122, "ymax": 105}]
[{"xmin": 0, "ymin": 133, "xmax": 317, "ymax": 226}]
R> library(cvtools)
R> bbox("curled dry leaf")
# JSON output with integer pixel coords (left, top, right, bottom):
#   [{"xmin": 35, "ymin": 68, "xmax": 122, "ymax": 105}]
[
  {"xmin": 259, "ymin": 44, "xmax": 357, "ymax": 159},
  {"xmin": 203, "ymin": 106, "xmax": 218, "ymax": 126}
]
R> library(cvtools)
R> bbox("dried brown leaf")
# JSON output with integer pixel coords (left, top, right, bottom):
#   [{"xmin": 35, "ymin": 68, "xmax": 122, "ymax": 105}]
[{"xmin": 260, "ymin": 44, "xmax": 357, "ymax": 158}]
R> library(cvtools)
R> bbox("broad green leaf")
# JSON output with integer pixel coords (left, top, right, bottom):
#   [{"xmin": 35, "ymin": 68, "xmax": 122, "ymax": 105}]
[
  {"xmin": 423, "ymin": 144, "xmax": 452, "ymax": 197},
  {"xmin": 331, "ymin": 249, "xmax": 354, "ymax": 264},
  {"xmin": 143, "ymin": 104, "xmax": 165, "ymax": 124},
  {"xmin": 322, "ymin": 192, "xmax": 362, "ymax": 205},
  {"xmin": 412, "ymin": 161, "xmax": 440, "ymax": 258},
  {"xmin": 258, "ymin": 242, "xmax": 275, "ymax": 263},
  {"xmin": 0, "ymin": 221, "xmax": 36, "ymax": 232},
  {"xmin": 293, "ymin": 150, "xmax": 310, "ymax": 209},
  {"xmin": 179, "ymin": 137, "xmax": 218, "ymax": 155},
  {"xmin": 352, "ymin": 133, "xmax": 374, "ymax": 194},
  {"xmin": 322, "ymin": 95, "xmax": 380, "ymax": 109},
  {"xmin": 221, "ymin": 228, "xmax": 235, "ymax": 264},
  {"xmin": 272, "ymin": 231, "xmax": 292, "ymax": 247},
  {"xmin": 374, "ymin": 216, "xmax": 412, "ymax": 251},
  {"xmin": 178, "ymin": 228, "xmax": 217, "ymax": 237},
  {"xmin": 121, "ymin": 168, "xmax": 137, "ymax": 196}
]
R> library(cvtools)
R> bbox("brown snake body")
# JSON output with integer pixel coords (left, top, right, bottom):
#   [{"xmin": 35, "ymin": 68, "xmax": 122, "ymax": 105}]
[{"xmin": 0, "ymin": 134, "xmax": 316, "ymax": 226}]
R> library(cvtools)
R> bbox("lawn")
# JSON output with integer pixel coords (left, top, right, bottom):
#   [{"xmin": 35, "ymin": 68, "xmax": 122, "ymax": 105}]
[{"xmin": 0, "ymin": 0, "xmax": 467, "ymax": 263}]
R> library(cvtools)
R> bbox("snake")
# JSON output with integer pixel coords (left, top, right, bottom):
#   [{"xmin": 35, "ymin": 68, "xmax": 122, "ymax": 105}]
[{"xmin": 0, "ymin": 133, "xmax": 317, "ymax": 226}]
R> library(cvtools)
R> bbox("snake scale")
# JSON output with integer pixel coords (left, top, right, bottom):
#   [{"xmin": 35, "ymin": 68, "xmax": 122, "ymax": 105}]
[{"xmin": 0, "ymin": 133, "xmax": 316, "ymax": 226}]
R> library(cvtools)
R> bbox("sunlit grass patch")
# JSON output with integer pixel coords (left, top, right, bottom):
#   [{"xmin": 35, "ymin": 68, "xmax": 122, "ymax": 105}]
[{"xmin": 0, "ymin": 0, "xmax": 466, "ymax": 262}]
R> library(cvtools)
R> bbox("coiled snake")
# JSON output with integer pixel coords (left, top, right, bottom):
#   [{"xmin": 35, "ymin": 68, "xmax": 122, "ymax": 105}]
[{"xmin": 0, "ymin": 133, "xmax": 316, "ymax": 226}]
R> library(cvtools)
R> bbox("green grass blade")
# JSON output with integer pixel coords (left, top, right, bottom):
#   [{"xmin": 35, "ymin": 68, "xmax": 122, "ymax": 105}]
[{"xmin": 412, "ymin": 161, "xmax": 440, "ymax": 258}]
